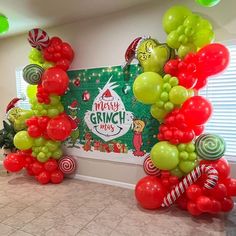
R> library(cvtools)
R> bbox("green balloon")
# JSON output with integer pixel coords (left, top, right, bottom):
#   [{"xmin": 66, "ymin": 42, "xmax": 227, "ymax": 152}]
[
  {"xmin": 133, "ymin": 72, "xmax": 163, "ymax": 104},
  {"xmin": 37, "ymin": 152, "xmax": 49, "ymax": 163},
  {"xmin": 193, "ymin": 29, "xmax": 214, "ymax": 48},
  {"xmin": 195, "ymin": 0, "xmax": 221, "ymax": 7},
  {"xmin": 178, "ymin": 43, "xmax": 196, "ymax": 58},
  {"xmin": 151, "ymin": 141, "xmax": 179, "ymax": 170},
  {"xmin": 170, "ymin": 167, "xmax": 184, "ymax": 178},
  {"xmin": 162, "ymin": 5, "xmax": 192, "ymax": 34},
  {"xmin": 46, "ymin": 140, "xmax": 60, "ymax": 152},
  {"xmin": 34, "ymin": 137, "xmax": 46, "ymax": 147},
  {"xmin": 150, "ymin": 105, "xmax": 168, "ymax": 122},
  {"xmin": 0, "ymin": 15, "xmax": 9, "ymax": 34},
  {"xmin": 52, "ymin": 149, "xmax": 63, "ymax": 159},
  {"xmin": 167, "ymin": 31, "xmax": 181, "ymax": 49},
  {"xmin": 179, "ymin": 160, "xmax": 196, "ymax": 173},
  {"xmin": 47, "ymin": 108, "xmax": 59, "ymax": 118},
  {"xmin": 13, "ymin": 131, "xmax": 33, "ymax": 150},
  {"xmin": 169, "ymin": 86, "xmax": 188, "ymax": 105},
  {"xmin": 26, "ymin": 85, "xmax": 37, "ymax": 100}
]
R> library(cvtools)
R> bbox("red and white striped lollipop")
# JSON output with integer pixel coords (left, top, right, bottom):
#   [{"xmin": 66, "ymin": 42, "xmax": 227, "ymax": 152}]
[
  {"xmin": 28, "ymin": 28, "xmax": 50, "ymax": 50},
  {"xmin": 58, "ymin": 156, "xmax": 76, "ymax": 175},
  {"xmin": 161, "ymin": 164, "xmax": 218, "ymax": 207},
  {"xmin": 143, "ymin": 155, "xmax": 161, "ymax": 176}
]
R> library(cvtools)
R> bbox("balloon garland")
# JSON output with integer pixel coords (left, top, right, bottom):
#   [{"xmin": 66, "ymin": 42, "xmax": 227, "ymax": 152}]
[
  {"xmin": 3, "ymin": 28, "xmax": 77, "ymax": 184},
  {"xmin": 127, "ymin": 5, "xmax": 236, "ymax": 216}
]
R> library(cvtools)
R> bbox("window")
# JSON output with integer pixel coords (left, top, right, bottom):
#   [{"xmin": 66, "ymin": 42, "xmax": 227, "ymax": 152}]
[
  {"xmin": 15, "ymin": 67, "xmax": 30, "ymax": 110},
  {"xmin": 199, "ymin": 41, "xmax": 236, "ymax": 161}
]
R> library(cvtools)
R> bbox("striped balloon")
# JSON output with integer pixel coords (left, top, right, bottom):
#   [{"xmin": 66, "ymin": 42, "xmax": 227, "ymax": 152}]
[
  {"xmin": 161, "ymin": 164, "xmax": 218, "ymax": 207},
  {"xmin": 28, "ymin": 28, "xmax": 50, "ymax": 50},
  {"xmin": 58, "ymin": 156, "xmax": 76, "ymax": 175},
  {"xmin": 195, "ymin": 134, "xmax": 226, "ymax": 160},
  {"xmin": 23, "ymin": 64, "xmax": 44, "ymax": 85},
  {"xmin": 143, "ymin": 155, "xmax": 161, "ymax": 176}
]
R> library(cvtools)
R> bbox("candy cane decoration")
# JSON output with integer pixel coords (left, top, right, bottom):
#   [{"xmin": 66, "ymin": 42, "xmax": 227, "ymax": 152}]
[{"xmin": 161, "ymin": 164, "xmax": 218, "ymax": 207}]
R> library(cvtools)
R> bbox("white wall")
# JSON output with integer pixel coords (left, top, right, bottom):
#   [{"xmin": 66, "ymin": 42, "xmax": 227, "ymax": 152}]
[{"xmin": 0, "ymin": 0, "xmax": 236, "ymax": 186}]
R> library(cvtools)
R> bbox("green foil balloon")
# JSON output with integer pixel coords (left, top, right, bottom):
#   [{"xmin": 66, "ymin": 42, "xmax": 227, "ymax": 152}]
[
  {"xmin": 162, "ymin": 5, "xmax": 192, "ymax": 34},
  {"xmin": 133, "ymin": 72, "xmax": 163, "ymax": 104},
  {"xmin": 0, "ymin": 15, "xmax": 9, "ymax": 34},
  {"xmin": 137, "ymin": 39, "xmax": 174, "ymax": 73},
  {"xmin": 195, "ymin": 0, "xmax": 221, "ymax": 7},
  {"xmin": 151, "ymin": 141, "xmax": 179, "ymax": 170}
]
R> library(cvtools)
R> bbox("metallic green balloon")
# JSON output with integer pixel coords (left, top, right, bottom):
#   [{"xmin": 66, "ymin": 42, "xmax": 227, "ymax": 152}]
[{"xmin": 195, "ymin": 0, "xmax": 221, "ymax": 7}]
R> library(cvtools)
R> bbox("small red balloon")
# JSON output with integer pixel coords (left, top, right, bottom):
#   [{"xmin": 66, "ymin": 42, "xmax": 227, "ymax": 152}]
[
  {"xmin": 50, "ymin": 170, "xmax": 64, "ymax": 184},
  {"xmin": 187, "ymin": 201, "xmax": 202, "ymax": 216},
  {"xmin": 203, "ymin": 183, "xmax": 227, "ymax": 201},
  {"xmin": 221, "ymin": 197, "xmax": 234, "ymax": 212},
  {"xmin": 135, "ymin": 176, "xmax": 166, "ymax": 210},
  {"xmin": 186, "ymin": 184, "xmax": 203, "ymax": 201},
  {"xmin": 32, "ymin": 162, "xmax": 44, "ymax": 176},
  {"xmin": 44, "ymin": 159, "xmax": 58, "ymax": 173},
  {"xmin": 36, "ymin": 171, "xmax": 51, "ymax": 185},
  {"xmin": 210, "ymin": 199, "xmax": 221, "ymax": 214},
  {"xmin": 3, "ymin": 153, "xmax": 25, "ymax": 172},
  {"xmin": 196, "ymin": 196, "xmax": 213, "ymax": 213},
  {"xmin": 28, "ymin": 125, "xmax": 42, "ymax": 138},
  {"xmin": 222, "ymin": 178, "xmax": 236, "ymax": 196},
  {"xmin": 192, "ymin": 125, "xmax": 204, "ymax": 136}
]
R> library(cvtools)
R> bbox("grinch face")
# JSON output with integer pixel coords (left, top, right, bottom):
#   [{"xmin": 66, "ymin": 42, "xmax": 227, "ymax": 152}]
[{"xmin": 137, "ymin": 39, "xmax": 174, "ymax": 73}]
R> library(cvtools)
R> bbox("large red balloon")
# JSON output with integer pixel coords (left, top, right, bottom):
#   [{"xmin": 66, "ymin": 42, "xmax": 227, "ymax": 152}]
[
  {"xmin": 50, "ymin": 170, "xmax": 64, "ymax": 184},
  {"xmin": 180, "ymin": 96, "xmax": 212, "ymax": 126},
  {"xmin": 135, "ymin": 176, "xmax": 166, "ymax": 210},
  {"xmin": 42, "ymin": 67, "xmax": 69, "ymax": 95},
  {"xmin": 47, "ymin": 115, "xmax": 72, "ymax": 141},
  {"xmin": 3, "ymin": 153, "xmax": 25, "ymax": 172},
  {"xmin": 197, "ymin": 43, "xmax": 230, "ymax": 76}
]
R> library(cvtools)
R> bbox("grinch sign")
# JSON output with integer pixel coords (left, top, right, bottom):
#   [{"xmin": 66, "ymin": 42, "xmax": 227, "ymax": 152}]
[
  {"xmin": 84, "ymin": 77, "xmax": 133, "ymax": 141},
  {"xmin": 62, "ymin": 65, "xmax": 159, "ymax": 164}
]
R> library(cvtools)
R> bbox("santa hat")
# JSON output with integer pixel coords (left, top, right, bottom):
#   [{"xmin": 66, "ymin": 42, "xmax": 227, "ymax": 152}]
[
  {"xmin": 123, "ymin": 36, "xmax": 150, "ymax": 68},
  {"xmin": 68, "ymin": 100, "xmax": 78, "ymax": 110},
  {"xmin": 6, "ymin": 98, "xmax": 22, "ymax": 113}
]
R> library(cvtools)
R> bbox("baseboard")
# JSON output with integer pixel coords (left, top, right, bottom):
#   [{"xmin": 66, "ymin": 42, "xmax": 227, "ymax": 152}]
[{"xmin": 73, "ymin": 174, "xmax": 135, "ymax": 190}]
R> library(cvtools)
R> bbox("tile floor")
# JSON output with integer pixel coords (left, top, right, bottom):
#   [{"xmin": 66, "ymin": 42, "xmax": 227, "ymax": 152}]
[{"xmin": 0, "ymin": 169, "xmax": 235, "ymax": 236}]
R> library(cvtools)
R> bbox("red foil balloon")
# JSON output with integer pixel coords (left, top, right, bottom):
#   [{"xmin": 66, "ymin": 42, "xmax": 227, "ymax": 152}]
[
  {"xmin": 180, "ymin": 96, "xmax": 213, "ymax": 126},
  {"xmin": 135, "ymin": 176, "xmax": 166, "ymax": 210}
]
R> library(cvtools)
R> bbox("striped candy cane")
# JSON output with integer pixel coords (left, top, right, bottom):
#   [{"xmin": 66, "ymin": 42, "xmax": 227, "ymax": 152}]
[{"xmin": 161, "ymin": 164, "xmax": 218, "ymax": 207}]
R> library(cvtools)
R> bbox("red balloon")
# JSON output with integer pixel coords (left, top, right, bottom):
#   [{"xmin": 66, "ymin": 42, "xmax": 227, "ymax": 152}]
[
  {"xmin": 36, "ymin": 171, "xmax": 51, "ymax": 185},
  {"xmin": 203, "ymin": 183, "xmax": 227, "ymax": 201},
  {"xmin": 44, "ymin": 159, "xmax": 58, "ymax": 173},
  {"xmin": 178, "ymin": 72, "xmax": 197, "ymax": 89},
  {"xmin": 38, "ymin": 116, "xmax": 50, "ymax": 130},
  {"xmin": 192, "ymin": 125, "xmax": 204, "ymax": 136},
  {"xmin": 3, "ymin": 153, "xmax": 25, "ymax": 172},
  {"xmin": 28, "ymin": 125, "xmax": 42, "ymax": 138},
  {"xmin": 176, "ymin": 194, "xmax": 188, "ymax": 210},
  {"xmin": 135, "ymin": 176, "xmax": 166, "ymax": 210},
  {"xmin": 32, "ymin": 162, "xmax": 44, "ymax": 176},
  {"xmin": 200, "ymin": 158, "xmax": 230, "ymax": 180},
  {"xmin": 26, "ymin": 116, "xmax": 38, "ymax": 127},
  {"xmin": 187, "ymin": 201, "xmax": 202, "ymax": 216},
  {"xmin": 164, "ymin": 59, "xmax": 179, "ymax": 76},
  {"xmin": 197, "ymin": 43, "xmax": 230, "ymax": 76},
  {"xmin": 196, "ymin": 196, "xmax": 213, "ymax": 212},
  {"xmin": 47, "ymin": 115, "xmax": 72, "ymax": 141},
  {"xmin": 56, "ymin": 59, "xmax": 70, "ymax": 71},
  {"xmin": 186, "ymin": 184, "xmax": 202, "ymax": 201},
  {"xmin": 221, "ymin": 197, "xmax": 234, "ymax": 212},
  {"xmin": 180, "ymin": 96, "xmax": 212, "ymax": 126},
  {"xmin": 193, "ymin": 77, "xmax": 207, "ymax": 90},
  {"xmin": 50, "ymin": 37, "xmax": 62, "ymax": 46},
  {"xmin": 210, "ymin": 199, "xmax": 222, "ymax": 214},
  {"xmin": 50, "ymin": 170, "xmax": 64, "ymax": 184},
  {"xmin": 221, "ymin": 178, "xmax": 236, "ymax": 196},
  {"xmin": 42, "ymin": 67, "xmax": 69, "ymax": 95}
]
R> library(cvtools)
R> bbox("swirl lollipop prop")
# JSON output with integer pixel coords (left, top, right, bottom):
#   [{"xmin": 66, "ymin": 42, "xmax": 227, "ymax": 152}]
[
  {"xmin": 143, "ymin": 155, "xmax": 161, "ymax": 176},
  {"xmin": 58, "ymin": 156, "xmax": 76, "ymax": 175},
  {"xmin": 195, "ymin": 134, "xmax": 226, "ymax": 160},
  {"xmin": 28, "ymin": 28, "xmax": 50, "ymax": 50},
  {"xmin": 23, "ymin": 64, "xmax": 44, "ymax": 85}
]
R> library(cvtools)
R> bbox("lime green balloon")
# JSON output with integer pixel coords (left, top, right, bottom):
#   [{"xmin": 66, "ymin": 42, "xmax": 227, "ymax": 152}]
[
  {"xmin": 26, "ymin": 85, "xmax": 37, "ymax": 99},
  {"xmin": 37, "ymin": 152, "xmax": 49, "ymax": 163},
  {"xmin": 33, "ymin": 137, "xmax": 46, "ymax": 147},
  {"xmin": 178, "ymin": 43, "xmax": 196, "ymax": 58},
  {"xmin": 137, "ymin": 39, "xmax": 174, "ymax": 73},
  {"xmin": 195, "ymin": 0, "xmax": 221, "ymax": 7},
  {"xmin": 52, "ymin": 149, "xmax": 63, "ymax": 159},
  {"xmin": 0, "ymin": 15, "xmax": 9, "ymax": 34},
  {"xmin": 46, "ymin": 140, "xmax": 60, "ymax": 152},
  {"xmin": 169, "ymin": 85, "xmax": 188, "ymax": 105},
  {"xmin": 133, "ymin": 72, "xmax": 163, "ymax": 104},
  {"xmin": 151, "ymin": 141, "xmax": 179, "ymax": 170},
  {"xmin": 42, "ymin": 61, "xmax": 54, "ymax": 70},
  {"xmin": 162, "ymin": 5, "xmax": 192, "ymax": 34},
  {"xmin": 170, "ymin": 167, "xmax": 184, "ymax": 178},
  {"xmin": 188, "ymin": 89, "xmax": 195, "ymax": 97},
  {"xmin": 14, "ymin": 131, "xmax": 33, "ymax": 150},
  {"xmin": 167, "ymin": 31, "xmax": 181, "ymax": 49},
  {"xmin": 47, "ymin": 108, "xmax": 59, "ymax": 118},
  {"xmin": 150, "ymin": 105, "xmax": 168, "ymax": 121},
  {"xmin": 183, "ymin": 14, "xmax": 201, "ymax": 29},
  {"xmin": 193, "ymin": 29, "xmax": 214, "ymax": 48},
  {"xmin": 179, "ymin": 160, "xmax": 196, "ymax": 173}
]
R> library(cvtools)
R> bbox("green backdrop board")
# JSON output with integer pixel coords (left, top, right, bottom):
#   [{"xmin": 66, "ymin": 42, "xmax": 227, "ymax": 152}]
[{"xmin": 61, "ymin": 65, "xmax": 160, "ymax": 165}]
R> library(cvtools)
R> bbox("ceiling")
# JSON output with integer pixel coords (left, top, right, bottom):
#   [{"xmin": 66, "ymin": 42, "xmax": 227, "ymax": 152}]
[{"xmin": 0, "ymin": 0, "xmax": 152, "ymax": 38}]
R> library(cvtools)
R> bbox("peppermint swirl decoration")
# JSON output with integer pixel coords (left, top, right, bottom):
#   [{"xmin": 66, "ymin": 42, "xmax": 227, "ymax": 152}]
[
  {"xmin": 58, "ymin": 156, "xmax": 76, "ymax": 175},
  {"xmin": 28, "ymin": 28, "xmax": 50, "ymax": 50},
  {"xmin": 23, "ymin": 64, "xmax": 44, "ymax": 85},
  {"xmin": 143, "ymin": 155, "xmax": 161, "ymax": 176},
  {"xmin": 195, "ymin": 133, "xmax": 226, "ymax": 160}
]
